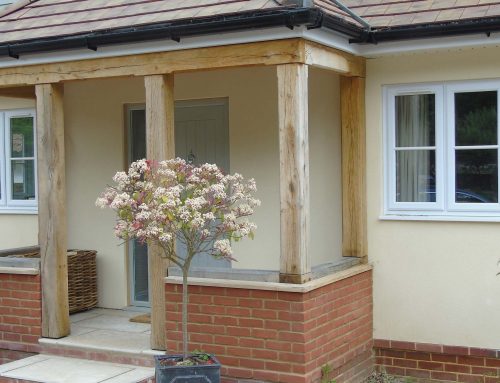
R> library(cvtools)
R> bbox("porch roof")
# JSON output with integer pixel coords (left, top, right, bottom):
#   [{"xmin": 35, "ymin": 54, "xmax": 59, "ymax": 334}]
[{"xmin": 0, "ymin": 0, "xmax": 500, "ymax": 56}]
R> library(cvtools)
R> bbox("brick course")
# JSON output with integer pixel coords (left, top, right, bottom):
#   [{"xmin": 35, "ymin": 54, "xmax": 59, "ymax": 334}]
[
  {"xmin": 165, "ymin": 269, "xmax": 373, "ymax": 383},
  {"xmin": 0, "ymin": 273, "xmax": 41, "ymax": 355},
  {"xmin": 374, "ymin": 339, "xmax": 500, "ymax": 383}
]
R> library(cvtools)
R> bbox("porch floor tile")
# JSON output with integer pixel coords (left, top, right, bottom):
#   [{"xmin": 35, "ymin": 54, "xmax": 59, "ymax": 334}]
[
  {"xmin": 40, "ymin": 308, "xmax": 160, "ymax": 356},
  {"xmin": 0, "ymin": 355, "xmax": 154, "ymax": 383}
]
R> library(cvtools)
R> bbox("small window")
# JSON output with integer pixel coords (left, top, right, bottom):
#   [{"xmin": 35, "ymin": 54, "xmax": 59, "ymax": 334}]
[
  {"xmin": 0, "ymin": 110, "xmax": 37, "ymax": 212},
  {"xmin": 384, "ymin": 80, "xmax": 500, "ymax": 219}
]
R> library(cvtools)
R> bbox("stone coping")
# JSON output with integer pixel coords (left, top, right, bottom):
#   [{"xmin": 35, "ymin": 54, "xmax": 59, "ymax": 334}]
[
  {"xmin": 0, "ymin": 257, "xmax": 40, "ymax": 275},
  {"xmin": 0, "ymin": 246, "xmax": 40, "ymax": 275},
  {"xmin": 168, "ymin": 256, "xmax": 361, "ymax": 282},
  {"xmin": 165, "ymin": 263, "xmax": 372, "ymax": 293},
  {"xmin": 0, "ymin": 266, "xmax": 39, "ymax": 275}
]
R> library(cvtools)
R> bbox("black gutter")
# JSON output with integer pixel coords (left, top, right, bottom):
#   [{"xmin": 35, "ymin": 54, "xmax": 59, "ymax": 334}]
[
  {"xmin": 3, "ymin": 5, "xmax": 498, "ymax": 57},
  {"xmin": 0, "ymin": 7, "xmax": 363, "ymax": 59},
  {"xmin": 351, "ymin": 16, "xmax": 500, "ymax": 44}
]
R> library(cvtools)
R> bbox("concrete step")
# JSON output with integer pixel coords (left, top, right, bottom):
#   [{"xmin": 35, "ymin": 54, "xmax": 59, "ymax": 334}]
[
  {"xmin": 0, "ymin": 355, "xmax": 154, "ymax": 383},
  {"xmin": 38, "ymin": 337, "xmax": 163, "ymax": 368}
]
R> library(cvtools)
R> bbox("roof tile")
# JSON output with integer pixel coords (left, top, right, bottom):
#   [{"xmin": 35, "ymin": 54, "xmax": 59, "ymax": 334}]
[
  {"xmin": 460, "ymin": 3, "xmax": 489, "ymax": 17},
  {"xmin": 0, "ymin": 0, "xmax": 500, "ymax": 46},
  {"xmin": 435, "ymin": 8, "xmax": 465, "ymax": 21}
]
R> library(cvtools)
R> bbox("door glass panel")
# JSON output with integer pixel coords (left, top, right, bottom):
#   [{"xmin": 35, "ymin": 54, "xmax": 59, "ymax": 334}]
[
  {"xmin": 455, "ymin": 149, "xmax": 498, "ymax": 203},
  {"xmin": 133, "ymin": 241, "xmax": 149, "ymax": 303},
  {"xmin": 396, "ymin": 150, "xmax": 436, "ymax": 202},
  {"xmin": 129, "ymin": 109, "xmax": 149, "ymax": 305},
  {"xmin": 130, "ymin": 109, "xmax": 146, "ymax": 162}
]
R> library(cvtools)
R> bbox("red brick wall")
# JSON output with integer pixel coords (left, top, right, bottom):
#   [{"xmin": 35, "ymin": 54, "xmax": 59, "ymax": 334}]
[
  {"xmin": 0, "ymin": 273, "xmax": 41, "ymax": 354},
  {"xmin": 374, "ymin": 339, "xmax": 500, "ymax": 383},
  {"xmin": 165, "ymin": 269, "xmax": 373, "ymax": 383}
]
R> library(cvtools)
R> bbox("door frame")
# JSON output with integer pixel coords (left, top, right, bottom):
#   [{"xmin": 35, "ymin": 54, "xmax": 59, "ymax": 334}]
[{"xmin": 125, "ymin": 98, "xmax": 230, "ymax": 307}]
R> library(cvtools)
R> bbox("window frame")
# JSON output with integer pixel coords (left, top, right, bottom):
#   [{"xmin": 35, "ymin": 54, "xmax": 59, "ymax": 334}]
[
  {"xmin": 0, "ymin": 109, "xmax": 37, "ymax": 213},
  {"xmin": 445, "ymin": 80, "xmax": 500, "ymax": 213},
  {"xmin": 384, "ymin": 80, "xmax": 500, "ymax": 219}
]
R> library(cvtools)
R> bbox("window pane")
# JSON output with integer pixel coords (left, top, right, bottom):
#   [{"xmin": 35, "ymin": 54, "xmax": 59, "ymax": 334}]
[
  {"xmin": 396, "ymin": 150, "xmax": 436, "ymax": 202},
  {"xmin": 455, "ymin": 91, "xmax": 497, "ymax": 146},
  {"xmin": 11, "ymin": 159, "xmax": 35, "ymax": 200},
  {"xmin": 455, "ymin": 149, "xmax": 497, "ymax": 203},
  {"xmin": 10, "ymin": 117, "xmax": 34, "ymax": 158},
  {"xmin": 396, "ymin": 94, "xmax": 435, "ymax": 147}
]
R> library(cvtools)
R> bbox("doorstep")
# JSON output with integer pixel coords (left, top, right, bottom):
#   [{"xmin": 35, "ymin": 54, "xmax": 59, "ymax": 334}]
[
  {"xmin": 0, "ymin": 354, "xmax": 154, "ymax": 383},
  {"xmin": 37, "ymin": 308, "xmax": 164, "ymax": 368}
]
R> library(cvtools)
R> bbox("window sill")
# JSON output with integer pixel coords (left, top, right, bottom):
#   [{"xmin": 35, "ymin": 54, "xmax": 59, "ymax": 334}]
[
  {"xmin": 0, "ymin": 208, "xmax": 37, "ymax": 215},
  {"xmin": 380, "ymin": 214, "xmax": 500, "ymax": 223}
]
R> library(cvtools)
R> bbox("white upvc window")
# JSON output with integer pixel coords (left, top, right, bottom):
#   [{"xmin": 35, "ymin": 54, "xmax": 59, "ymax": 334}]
[
  {"xmin": 0, "ymin": 109, "xmax": 37, "ymax": 213},
  {"xmin": 384, "ymin": 80, "xmax": 500, "ymax": 220}
]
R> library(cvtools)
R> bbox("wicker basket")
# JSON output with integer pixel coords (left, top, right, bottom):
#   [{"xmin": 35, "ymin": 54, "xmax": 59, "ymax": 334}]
[
  {"xmin": 10, "ymin": 249, "xmax": 98, "ymax": 314},
  {"xmin": 67, "ymin": 250, "xmax": 98, "ymax": 314}
]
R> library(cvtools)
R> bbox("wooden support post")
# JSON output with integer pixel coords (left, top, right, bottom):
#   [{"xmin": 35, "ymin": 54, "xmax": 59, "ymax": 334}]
[
  {"xmin": 145, "ymin": 74, "xmax": 175, "ymax": 350},
  {"xmin": 277, "ymin": 64, "xmax": 311, "ymax": 284},
  {"xmin": 36, "ymin": 83, "xmax": 70, "ymax": 338},
  {"xmin": 340, "ymin": 76, "xmax": 367, "ymax": 258}
]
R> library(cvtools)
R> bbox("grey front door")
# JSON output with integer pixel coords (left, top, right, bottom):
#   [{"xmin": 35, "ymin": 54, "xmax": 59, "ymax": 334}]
[{"xmin": 127, "ymin": 99, "xmax": 230, "ymax": 306}]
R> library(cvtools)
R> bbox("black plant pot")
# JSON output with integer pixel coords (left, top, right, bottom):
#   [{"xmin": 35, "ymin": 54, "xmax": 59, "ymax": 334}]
[{"xmin": 155, "ymin": 354, "xmax": 221, "ymax": 383}]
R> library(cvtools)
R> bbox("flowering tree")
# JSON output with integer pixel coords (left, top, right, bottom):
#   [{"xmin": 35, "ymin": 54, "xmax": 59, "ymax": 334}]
[{"xmin": 96, "ymin": 158, "xmax": 260, "ymax": 358}]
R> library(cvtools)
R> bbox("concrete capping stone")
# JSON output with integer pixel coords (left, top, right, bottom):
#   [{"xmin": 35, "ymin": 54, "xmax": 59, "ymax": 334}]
[
  {"xmin": 165, "ymin": 263, "xmax": 373, "ymax": 293},
  {"xmin": 167, "ymin": 257, "xmax": 361, "ymax": 283},
  {"xmin": 0, "ymin": 256, "xmax": 40, "ymax": 271},
  {"xmin": 0, "ymin": 266, "xmax": 39, "ymax": 275}
]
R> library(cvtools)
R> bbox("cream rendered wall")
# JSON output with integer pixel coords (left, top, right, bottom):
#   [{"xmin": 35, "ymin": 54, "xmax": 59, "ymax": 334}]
[
  {"xmin": 0, "ymin": 97, "xmax": 37, "ymax": 250},
  {"xmin": 366, "ymin": 46, "xmax": 500, "ymax": 349},
  {"xmin": 308, "ymin": 68, "xmax": 342, "ymax": 266},
  {"xmin": 64, "ymin": 66, "xmax": 342, "ymax": 308},
  {"xmin": 64, "ymin": 77, "xmax": 145, "ymax": 309},
  {"xmin": 176, "ymin": 66, "xmax": 343, "ymax": 269}
]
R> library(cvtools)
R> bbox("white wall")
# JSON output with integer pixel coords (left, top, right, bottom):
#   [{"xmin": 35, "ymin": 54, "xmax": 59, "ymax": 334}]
[{"xmin": 367, "ymin": 46, "xmax": 500, "ymax": 349}]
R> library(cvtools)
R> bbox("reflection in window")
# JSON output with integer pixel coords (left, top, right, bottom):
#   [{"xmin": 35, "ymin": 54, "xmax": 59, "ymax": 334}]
[
  {"xmin": 455, "ymin": 91, "xmax": 498, "ymax": 203},
  {"xmin": 9, "ymin": 117, "xmax": 35, "ymax": 201}
]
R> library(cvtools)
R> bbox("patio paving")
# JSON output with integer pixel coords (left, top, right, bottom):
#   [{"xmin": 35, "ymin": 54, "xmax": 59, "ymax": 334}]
[{"xmin": 0, "ymin": 354, "xmax": 154, "ymax": 383}]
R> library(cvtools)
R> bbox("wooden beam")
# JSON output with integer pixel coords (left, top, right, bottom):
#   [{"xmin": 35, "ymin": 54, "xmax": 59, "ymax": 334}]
[
  {"xmin": 0, "ymin": 39, "xmax": 365, "ymax": 87},
  {"xmin": 145, "ymin": 74, "xmax": 175, "ymax": 350},
  {"xmin": 36, "ymin": 83, "xmax": 70, "ymax": 338},
  {"xmin": 340, "ymin": 76, "xmax": 367, "ymax": 258},
  {"xmin": 277, "ymin": 63, "xmax": 311, "ymax": 284},
  {"xmin": 0, "ymin": 39, "xmax": 304, "ymax": 88},
  {"xmin": 0, "ymin": 86, "xmax": 35, "ymax": 99},
  {"xmin": 304, "ymin": 40, "xmax": 365, "ymax": 77}
]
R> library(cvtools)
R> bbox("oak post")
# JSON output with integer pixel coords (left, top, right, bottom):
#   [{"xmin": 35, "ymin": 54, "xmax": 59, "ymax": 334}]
[
  {"xmin": 36, "ymin": 83, "xmax": 70, "ymax": 338},
  {"xmin": 340, "ymin": 76, "xmax": 367, "ymax": 258},
  {"xmin": 145, "ymin": 74, "xmax": 175, "ymax": 350},
  {"xmin": 277, "ymin": 64, "xmax": 311, "ymax": 284}
]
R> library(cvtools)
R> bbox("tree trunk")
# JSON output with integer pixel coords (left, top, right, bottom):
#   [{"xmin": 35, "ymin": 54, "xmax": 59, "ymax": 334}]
[{"xmin": 182, "ymin": 267, "xmax": 189, "ymax": 359}]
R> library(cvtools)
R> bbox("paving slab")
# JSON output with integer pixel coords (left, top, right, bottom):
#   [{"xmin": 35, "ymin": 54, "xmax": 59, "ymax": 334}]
[{"xmin": 0, "ymin": 355, "xmax": 154, "ymax": 383}]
